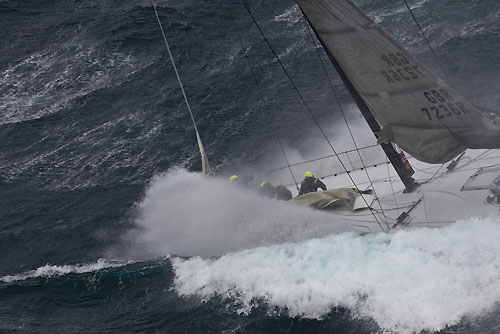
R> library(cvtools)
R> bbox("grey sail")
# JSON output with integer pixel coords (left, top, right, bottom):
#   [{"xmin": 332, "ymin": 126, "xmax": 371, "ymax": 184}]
[{"xmin": 296, "ymin": 0, "xmax": 500, "ymax": 164}]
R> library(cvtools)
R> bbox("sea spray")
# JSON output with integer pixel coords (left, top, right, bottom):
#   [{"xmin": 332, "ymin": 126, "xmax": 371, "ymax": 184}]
[{"xmin": 121, "ymin": 168, "xmax": 359, "ymax": 258}]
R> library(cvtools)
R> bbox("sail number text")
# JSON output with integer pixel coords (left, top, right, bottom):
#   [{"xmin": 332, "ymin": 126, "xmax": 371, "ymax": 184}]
[
  {"xmin": 380, "ymin": 52, "xmax": 426, "ymax": 83},
  {"xmin": 420, "ymin": 89, "xmax": 470, "ymax": 121}
]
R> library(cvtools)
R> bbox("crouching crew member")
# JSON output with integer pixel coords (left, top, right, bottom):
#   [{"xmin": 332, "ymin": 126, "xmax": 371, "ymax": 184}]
[
  {"xmin": 229, "ymin": 174, "xmax": 253, "ymax": 187},
  {"xmin": 259, "ymin": 182, "xmax": 293, "ymax": 201},
  {"xmin": 298, "ymin": 171, "xmax": 327, "ymax": 196},
  {"xmin": 259, "ymin": 182, "xmax": 275, "ymax": 198},
  {"xmin": 274, "ymin": 185, "xmax": 292, "ymax": 200}
]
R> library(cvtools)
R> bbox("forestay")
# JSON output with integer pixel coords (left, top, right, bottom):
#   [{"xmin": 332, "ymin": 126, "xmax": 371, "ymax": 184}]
[
  {"xmin": 196, "ymin": 131, "xmax": 212, "ymax": 176},
  {"xmin": 296, "ymin": 0, "xmax": 500, "ymax": 164},
  {"xmin": 149, "ymin": 0, "xmax": 212, "ymax": 176}
]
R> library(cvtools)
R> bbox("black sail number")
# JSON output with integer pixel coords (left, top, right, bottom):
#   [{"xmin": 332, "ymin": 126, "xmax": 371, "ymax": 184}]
[
  {"xmin": 381, "ymin": 66, "xmax": 425, "ymax": 83},
  {"xmin": 449, "ymin": 103, "xmax": 462, "ymax": 115},
  {"xmin": 421, "ymin": 102, "xmax": 469, "ymax": 121},
  {"xmin": 431, "ymin": 107, "xmax": 443, "ymax": 119},
  {"xmin": 440, "ymin": 105, "xmax": 452, "ymax": 117}
]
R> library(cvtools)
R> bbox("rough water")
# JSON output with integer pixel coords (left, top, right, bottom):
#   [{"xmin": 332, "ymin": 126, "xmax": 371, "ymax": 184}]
[{"xmin": 2, "ymin": 0, "xmax": 500, "ymax": 333}]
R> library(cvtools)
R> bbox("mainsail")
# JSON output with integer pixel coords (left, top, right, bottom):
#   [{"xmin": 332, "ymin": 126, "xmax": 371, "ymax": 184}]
[{"xmin": 296, "ymin": 0, "xmax": 500, "ymax": 164}]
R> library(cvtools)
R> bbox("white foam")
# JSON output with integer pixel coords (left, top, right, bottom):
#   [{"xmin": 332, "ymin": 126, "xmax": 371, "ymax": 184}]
[
  {"xmin": 0, "ymin": 45, "xmax": 145, "ymax": 125},
  {"xmin": 0, "ymin": 258, "xmax": 129, "ymax": 283},
  {"xmin": 122, "ymin": 168, "xmax": 358, "ymax": 258},
  {"xmin": 172, "ymin": 216, "xmax": 500, "ymax": 333},
  {"xmin": 274, "ymin": 5, "xmax": 302, "ymax": 25}
]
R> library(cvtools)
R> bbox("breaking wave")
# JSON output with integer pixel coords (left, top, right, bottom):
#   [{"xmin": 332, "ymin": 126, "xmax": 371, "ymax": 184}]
[
  {"xmin": 0, "ymin": 258, "xmax": 130, "ymax": 283},
  {"xmin": 172, "ymin": 216, "xmax": 500, "ymax": 334}
]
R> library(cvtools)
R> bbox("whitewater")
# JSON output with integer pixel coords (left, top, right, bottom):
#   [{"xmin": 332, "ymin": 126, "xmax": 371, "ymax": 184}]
[
  {"xmin": 172, "ymin": 216, "xmax": 500, "ymax": 333},
  {"xmin": 123, "ymin": 171, "xmax": 500, "ymax": 333},
  {"xmin": 2, "ymin": 0, "xmax": 500, "ymax": 333},
  {"xmin": 3, "ymin": 170, "xmax": 500, "ymax": 333}
]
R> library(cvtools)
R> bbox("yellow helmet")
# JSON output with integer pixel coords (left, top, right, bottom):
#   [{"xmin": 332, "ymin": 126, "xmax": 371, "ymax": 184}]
[
  {"xmin": 260, "ymin": 181, "xmax": 267, "ymax": 188},
  {"xmin": 304, "ymin": 171, "xmax": 313, "ymax": 178},
  {"xmin": 229, "ymin": 175, "xmax": 238, "ymax": 182}
]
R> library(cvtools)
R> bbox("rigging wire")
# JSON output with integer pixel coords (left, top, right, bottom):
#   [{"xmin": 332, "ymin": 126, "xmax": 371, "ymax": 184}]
[
  {"xmin": 251, "ymin": 0, "xmax": 265, "ymax": 16},
  {"xmin": 242, "ymin": 0, "xmax": 386, "ymax": 231},
  {"xmin": 401, "ymin": 0, "xmax": 450, "ymax": 83},
  {"xmin": 149, "ymin": 0, "xmax": 198, "ymax": 139},
  {"xmin": 265, "ymin": 144, "xmax": 380, "ymax": 174},
  {"xmin": 401, "ymin": 0, "xmax": 496, "ymax": 152},
  {"xmin": 224, "ymin": 0, "xmax": 300, "ymax": 191},
  {"xmin": 301, "ymin": 18, "xmax": 389, "ymax": 229},
  {"xmin": 148, "ymin": 0, "xmax": 212, "ymax": 175},
  {"xmin": 403, "ymin": 0, "xmax": 498, "ymax": 147},
  {"xmin": 401, "ymin": 0, "xmax": 500, "ymax": 109},
  {"xmin": 411, "ymin": 150, "xmax": 496, "ymax": 180},
  {"xmin": 385, "ymin": 154, "xmax": 400, "ymax": 216}
]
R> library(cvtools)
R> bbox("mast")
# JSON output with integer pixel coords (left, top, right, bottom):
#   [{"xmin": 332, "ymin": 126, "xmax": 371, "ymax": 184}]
[{"xmin": 296, "ymin": 2, "xmax": 418, "ymax": 192}]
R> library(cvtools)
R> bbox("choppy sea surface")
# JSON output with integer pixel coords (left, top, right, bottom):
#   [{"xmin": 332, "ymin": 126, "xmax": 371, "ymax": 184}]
[{"xmin": 2, "ymin": 0, "xmax": 500, "ymax": 333}]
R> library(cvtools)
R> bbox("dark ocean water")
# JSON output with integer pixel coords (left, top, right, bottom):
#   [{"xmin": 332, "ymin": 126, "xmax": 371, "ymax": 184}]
[{"xmin": 2, "ymin": 0, "xmax": 500, "ymax": 333}]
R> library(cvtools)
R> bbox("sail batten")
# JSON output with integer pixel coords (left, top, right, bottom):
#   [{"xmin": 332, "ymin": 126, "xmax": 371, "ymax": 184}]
[{"xmin": 296, "ymin": 0, "xmax": 500, "ymax": 164}]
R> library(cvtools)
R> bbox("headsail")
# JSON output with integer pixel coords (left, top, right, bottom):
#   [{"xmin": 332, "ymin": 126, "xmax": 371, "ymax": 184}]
[{"xmin": 296, "ymin": 0, "xmax": 500, "ymax": 164}]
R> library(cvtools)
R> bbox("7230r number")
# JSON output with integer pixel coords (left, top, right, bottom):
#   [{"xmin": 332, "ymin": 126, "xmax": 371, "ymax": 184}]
[{"xmin": 421, "ymin": 102, "xmax": 469, "ymax": 121}]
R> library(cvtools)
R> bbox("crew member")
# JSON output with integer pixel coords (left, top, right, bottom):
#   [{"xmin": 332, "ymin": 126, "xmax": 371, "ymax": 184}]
[
  {"xmin": 298, "ymin": 171, "xmax": 327, "ymax": 196},
  {"xmin": 274, "ymin": 185, "xmax": 292, "ymax": 200},
  {"xmin": 229, "ymin": 174, "xmax": 253, "ymax": 187},
  {"xmin": 259, "ymin": 182, "xmax": 275, "ymax": 198}
]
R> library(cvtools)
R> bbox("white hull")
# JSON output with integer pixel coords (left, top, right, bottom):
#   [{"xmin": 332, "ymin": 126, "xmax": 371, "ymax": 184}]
[{"xmin": 294, "ymin": 149, "xmax": 500, "ymax": 232}]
